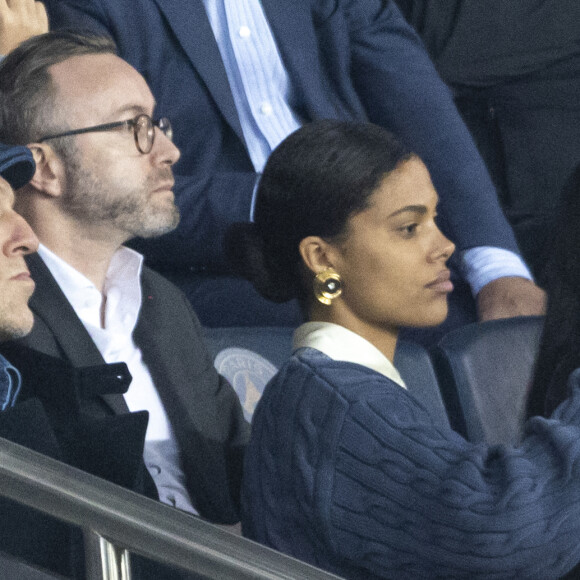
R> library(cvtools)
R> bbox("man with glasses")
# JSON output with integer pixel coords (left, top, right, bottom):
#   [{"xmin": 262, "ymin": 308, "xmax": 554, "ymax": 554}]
[{"xmin": 0, "ymin": 31, "xmax": 250, "ymax": 526}]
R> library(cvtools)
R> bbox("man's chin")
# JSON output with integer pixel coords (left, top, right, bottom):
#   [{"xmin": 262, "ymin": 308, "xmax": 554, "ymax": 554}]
[
  {"xmin": 0, "ymin": 318, "xmax": 34, "ymax": 342},
  {"xmin": 136, "ymin": 210, "xmax": 180, "ymax": 239}
]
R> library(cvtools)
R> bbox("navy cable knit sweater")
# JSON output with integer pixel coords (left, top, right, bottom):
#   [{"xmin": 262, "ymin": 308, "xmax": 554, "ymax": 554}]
[{"xmin": 242, "ymin": 348, "xmax": 580, "ymax": 579}]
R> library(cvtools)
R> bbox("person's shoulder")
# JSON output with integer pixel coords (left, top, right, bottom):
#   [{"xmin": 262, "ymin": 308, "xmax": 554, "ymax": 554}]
[
  {"xmin": 142, "ymin": 264, "xmax": 176, "ymax": 287},
  {"xmin": 139, "ymin": 266, "xmax": 207, "ymax": 339},
  {"xmin": 292, "ymin": 347, "xmax": 398, "ymax": 392},
  {"xmin": 277, "ymin": 347, "xmax": 430, "ymax": 426},
  {"xmin": 258, "ymin": 348, "xmax": 341, "ymax": 405},
  {"xmin": 141, "ymin": 266, "xmax": 190, "ymax": 302},
  {"xmin": 267, "ymin": 348, "xmax": 400, "ymax": 413}
]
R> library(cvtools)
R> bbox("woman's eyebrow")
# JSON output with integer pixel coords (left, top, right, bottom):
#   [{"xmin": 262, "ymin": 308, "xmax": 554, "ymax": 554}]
[{"xmin": 387, "ymin": 205, "xmax": 428, "ymax": 218}]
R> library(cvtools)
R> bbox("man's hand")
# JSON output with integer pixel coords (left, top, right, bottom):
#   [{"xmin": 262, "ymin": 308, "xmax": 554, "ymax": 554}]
[
  {"xmin": 477, "ymin": 276, "xmax": 546, "ymax": 321},
  {"xmin": 0, "ymin": 0, "xmax": 48, "ymax": 54}
]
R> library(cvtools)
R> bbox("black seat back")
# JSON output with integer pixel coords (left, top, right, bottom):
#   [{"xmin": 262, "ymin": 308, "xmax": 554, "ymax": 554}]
[{"xmin": 432, "ymin": 316, "xmax": 544, "ymax": 445}]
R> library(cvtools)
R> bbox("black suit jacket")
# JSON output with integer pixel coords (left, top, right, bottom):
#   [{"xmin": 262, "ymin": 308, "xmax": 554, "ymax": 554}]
[
  {"xmin": 0, "ymin": 349, "xmax": 151, "ymax": 577},
  {"xmin": 4, "ymin": 253, "xmax": 250, "ymax": 524}
]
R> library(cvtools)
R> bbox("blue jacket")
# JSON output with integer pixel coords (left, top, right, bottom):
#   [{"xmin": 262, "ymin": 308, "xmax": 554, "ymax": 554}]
[
  {"xmin": 45, "ymin": 0, "xmax": 519, "ymax": 271},
  {"xmin": 243, "ymin": 348, "xmax": 580, "ymax": 579}
]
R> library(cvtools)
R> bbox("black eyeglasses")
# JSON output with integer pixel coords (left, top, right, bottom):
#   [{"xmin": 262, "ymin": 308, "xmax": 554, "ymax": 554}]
[{"xmin": 37, "ymin": 114, "xmax": 173, "ymax": 154}]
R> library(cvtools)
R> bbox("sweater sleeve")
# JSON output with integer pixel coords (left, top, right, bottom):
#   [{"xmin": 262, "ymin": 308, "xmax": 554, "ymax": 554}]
[
  {"xmin": 316, "ymin": 362, "xmax": 580, "ymax": 578},
  {"xmin": 243, "ymin": 351, "xmax": 580, "ymax": 579}
]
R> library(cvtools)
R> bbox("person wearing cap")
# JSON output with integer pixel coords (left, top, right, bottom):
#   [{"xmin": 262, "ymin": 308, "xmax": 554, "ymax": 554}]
[
  {"xmin": 0, "ymin": 143, "xmax": 38, "ymax": 352},
  {"xmin": 0, "ymin": 143, "xmax": 156, "ymax": 577},
  {"xmin": 0, "ymin": 30, "xmax": 249, "ymax": 530}
]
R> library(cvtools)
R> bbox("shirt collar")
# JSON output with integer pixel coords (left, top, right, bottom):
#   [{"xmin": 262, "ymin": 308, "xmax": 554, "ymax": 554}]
[
  {"xmin": 293, "ymin": 321, "xmax": 406, "ymax": 389},
  {"xmin": 37, "ymin": 243, "xmax": 144, "ymax": 333}
]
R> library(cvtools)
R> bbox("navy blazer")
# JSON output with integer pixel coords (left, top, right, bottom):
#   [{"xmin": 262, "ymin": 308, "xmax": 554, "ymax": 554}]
[
  {"xmin": 45, "ymin": 0, "xmax": 520, "ymax": 273},
  {"xmin": 1, "ymin": 253, "xmax": 250, "ymax": 524}
]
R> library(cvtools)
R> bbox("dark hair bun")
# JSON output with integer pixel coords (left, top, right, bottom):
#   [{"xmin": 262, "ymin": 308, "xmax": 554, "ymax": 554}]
[
  {"xmin": 225, "ymin": 222, "xmax": 301, "ymax": 302},
  {"xmin": 225, "ymin": 121, "xmax": 411, "ymax": 305}
]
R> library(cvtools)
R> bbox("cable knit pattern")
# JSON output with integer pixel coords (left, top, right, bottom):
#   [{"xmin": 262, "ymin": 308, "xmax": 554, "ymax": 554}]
[{"xmin": 242, "ymin": 348, "xmax": 580, "ymax": 579}]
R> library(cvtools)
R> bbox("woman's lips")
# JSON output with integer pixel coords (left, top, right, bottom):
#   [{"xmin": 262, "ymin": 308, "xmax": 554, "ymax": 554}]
[{"xmin": 425, "ymin": 270, "xmax": 454, "ymax": 293}]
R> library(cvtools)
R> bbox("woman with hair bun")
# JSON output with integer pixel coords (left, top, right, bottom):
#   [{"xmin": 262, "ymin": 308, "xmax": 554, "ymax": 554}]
[{"xmin": 227, "ymin": 120, "xmax": 580, "ymax": 579}]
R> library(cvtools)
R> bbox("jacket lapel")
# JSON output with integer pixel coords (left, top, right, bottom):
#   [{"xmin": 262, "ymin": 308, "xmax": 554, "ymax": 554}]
[
  {"xmin": 26, "ymin": 254, "xmax": 130, "ymax": 415},
  {"xmin": 261, "ymin": 0, "xmax": 353, "ymax": 119},
  {"xmin": 152, "ymin": 0, "xmax": 245, "ymax": 143},
  {"xmin": 133, "ymin": 272, "xmax": 212, "ymax": 446},
  {"xmin": 132, "ymin": 274, "xmax": 188, "ymax": 431},
  {"xmin": 262, "ymin": 0, "xmax": 324, "ymax": 98}
]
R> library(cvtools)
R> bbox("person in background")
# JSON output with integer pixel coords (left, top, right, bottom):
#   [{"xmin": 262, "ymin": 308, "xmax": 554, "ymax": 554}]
[
  {"xmin": 0, "ymin": 142, "xmax": 155, "ymax": 578},
  {"xmin": 528, "ymin": 161, "xmax": 580, "ymax": 418},
  {"xmin": 0, "ymin": 31, "xmax": 249, "ymax": 528},
  {"xmin": 0, "ymin": 143, "xmax": 39, "ymax": 365},
  {"xmin": 43, "ymin": 0, "xmax": 545, "ymax": 336},
  {"xmin": 0, "ymin": 0, "xmax": 48, "ymax": 55},
  {"xmin": 230, "ymin": 120, "xmax": 580, "ymax": 579},
  {"xmin": 395, "ymin": 0, "xmax": 580, "ymax": 280}
]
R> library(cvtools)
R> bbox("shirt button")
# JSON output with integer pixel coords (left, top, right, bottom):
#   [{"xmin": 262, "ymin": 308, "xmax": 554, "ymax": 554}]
[
  {"xmin": 260, "ymin": 102, "xmax": 273, "ymax": 116},
  {"xmin": 167, "ymin": 495, "xmax": 177, "ymax": 507},
  {"xmin": 149, "ymin": 465, "xmax": 161, "ymax": 475},
  {"xmin": 239, "ymin": 26, "xmax": 251, "ymax": 38}
]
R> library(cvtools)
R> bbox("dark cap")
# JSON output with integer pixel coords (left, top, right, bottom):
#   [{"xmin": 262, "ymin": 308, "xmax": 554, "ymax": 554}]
[{"xmin": 0, "ymin": 143, "xmax": 35, "ymax": 190}]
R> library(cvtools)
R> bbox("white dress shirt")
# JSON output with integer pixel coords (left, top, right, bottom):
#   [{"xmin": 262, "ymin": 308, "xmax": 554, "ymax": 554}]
[
  {"xmin": 293, "ymin": 321, "xmax": 406, "ymax": 390},
  {"xmin": 37, "ymin": 244, "xmax": 197, "ymax": 514}
]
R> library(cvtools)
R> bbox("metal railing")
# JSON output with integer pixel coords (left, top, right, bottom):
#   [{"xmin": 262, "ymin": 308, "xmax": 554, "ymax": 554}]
[{"xmin": 0, "ymin": 436, "xmax": 341, "ymax": 579}]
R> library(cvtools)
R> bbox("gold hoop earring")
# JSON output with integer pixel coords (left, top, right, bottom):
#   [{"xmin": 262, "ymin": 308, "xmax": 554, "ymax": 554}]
[{"xmin": 313, "ymin": 268, "xmax": 342, "ymax": 305}]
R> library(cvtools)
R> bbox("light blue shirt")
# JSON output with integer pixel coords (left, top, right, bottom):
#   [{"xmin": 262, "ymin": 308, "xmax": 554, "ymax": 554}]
[
  {"xmin": 201, "ymin": 0, "xmax": 533, "ymax": 294},
  {"xmin": 202, "ymin": 0, "xmax": 301, "ymax": 173}
]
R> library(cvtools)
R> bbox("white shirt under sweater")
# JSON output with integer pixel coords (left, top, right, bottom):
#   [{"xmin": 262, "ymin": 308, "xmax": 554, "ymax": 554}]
[
  {"xmin": 293, "ymin": 322, "xmax": 406, "ymax": 390},
  {"xmin": 37, "ymin": 244, "xmax": 197, "ymax": 515}
]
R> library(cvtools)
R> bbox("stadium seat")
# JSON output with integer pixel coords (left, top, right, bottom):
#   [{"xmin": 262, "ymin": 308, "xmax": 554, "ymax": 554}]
[{"xmin": 431, "ymin": 316, "xmax": 544, "ymax": 445}]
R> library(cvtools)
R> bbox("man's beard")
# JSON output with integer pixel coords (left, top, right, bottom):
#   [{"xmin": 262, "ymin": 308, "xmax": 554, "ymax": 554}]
[{"xmin": 60, "ymin": 148, "xmax": 180, "ymax": 239}]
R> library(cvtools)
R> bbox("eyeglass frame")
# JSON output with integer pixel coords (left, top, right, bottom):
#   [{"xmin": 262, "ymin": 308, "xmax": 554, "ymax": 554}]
[{"xmin": 37, "ymin": 114, "xmax": 173, "ymax": 155}]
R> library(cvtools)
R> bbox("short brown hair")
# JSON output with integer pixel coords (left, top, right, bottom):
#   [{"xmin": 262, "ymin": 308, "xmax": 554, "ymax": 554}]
[{"xmin": 0, "ymin": 31, "xmax": 117, "ymax": 146}]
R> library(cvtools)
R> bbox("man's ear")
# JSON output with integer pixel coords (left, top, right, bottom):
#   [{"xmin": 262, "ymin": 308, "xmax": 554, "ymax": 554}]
[
  {"xmin": 26, "ymin": 144, "xmax": 65, "ymax": 197},
  {"xmin": 299, "ymin": 236, "xmax": 336, "ymax": 275}
]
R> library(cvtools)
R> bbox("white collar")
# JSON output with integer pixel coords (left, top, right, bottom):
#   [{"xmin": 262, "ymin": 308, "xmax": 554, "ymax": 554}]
[
  {"xmin": 293, "ymin": 321, "xmax": 406, "ymax": 389},
  {"xmin": 37, "ymin": 243, "xmax": 144, "ymax": 334}
]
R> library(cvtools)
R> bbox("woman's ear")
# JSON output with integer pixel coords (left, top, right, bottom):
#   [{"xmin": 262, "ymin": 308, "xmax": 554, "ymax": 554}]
[
  {"xmin": 299, "ymin": 236, "xmax": 335, "ymax": 275},
  {"xmin": 26, "ymin": 144, "xmax": 65, "ymax": 197}
]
